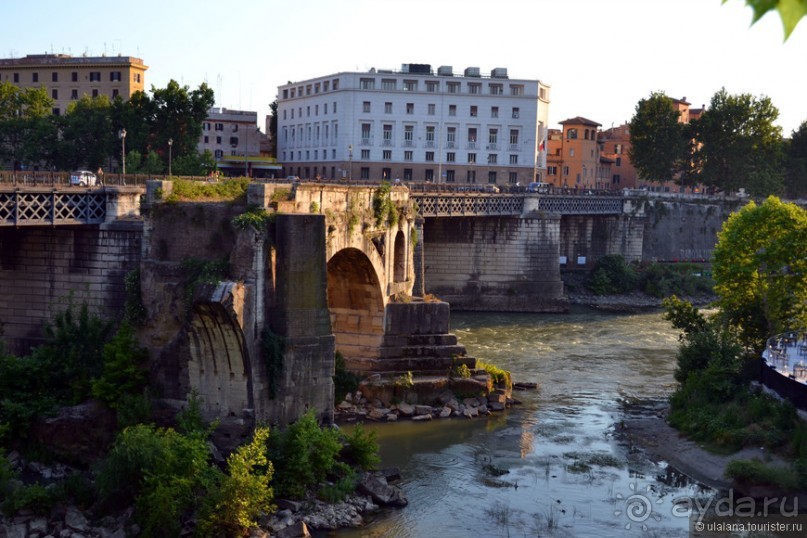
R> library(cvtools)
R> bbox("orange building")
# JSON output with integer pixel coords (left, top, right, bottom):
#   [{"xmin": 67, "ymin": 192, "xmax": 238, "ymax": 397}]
[
  {"xmin": 598, "ymin": 123, "xmax": 637, "ymax": 189},
  {"xmin": 546, "ymin": 116, "xmax": 613, "ymax": 190}
]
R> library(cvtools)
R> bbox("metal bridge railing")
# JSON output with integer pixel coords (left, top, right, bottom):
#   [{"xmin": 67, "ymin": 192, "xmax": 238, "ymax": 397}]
[{"xmin": 0, "ymin": 190, "xmax": 107, "ymax": 226}]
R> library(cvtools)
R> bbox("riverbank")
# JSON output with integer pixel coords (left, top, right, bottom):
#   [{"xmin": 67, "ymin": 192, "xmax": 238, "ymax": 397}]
[
  {"xmin": 616, "ymin": 400, "xmax": 789, "ymax": 492},
  {"xmin": 563, "ymin": 272, "xmax": 716, "ymax": 313}
]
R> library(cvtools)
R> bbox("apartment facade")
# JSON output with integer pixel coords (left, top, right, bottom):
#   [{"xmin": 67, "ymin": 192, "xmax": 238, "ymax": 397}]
[
  {"xmin": 276, "ymin": 64, "xmax": 551, "ymax": 185},
  {"xmin": 0, "ymin": 53, "xmax": 148, "ymax": 116},
  {"xmin": 198, "ymin": 108, "xmax": 278, "ymax": 177}
]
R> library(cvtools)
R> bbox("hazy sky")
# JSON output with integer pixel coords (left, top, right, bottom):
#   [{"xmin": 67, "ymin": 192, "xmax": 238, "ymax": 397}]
[{"xmin": 4, "ymin": 0, "xmax": 806, "ymax": 135}]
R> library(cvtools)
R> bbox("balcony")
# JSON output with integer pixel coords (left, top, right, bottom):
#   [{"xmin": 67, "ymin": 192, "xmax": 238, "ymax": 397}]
[
  {"xmin": 360, "ymin": 138, "xmax": 373, "ymax": 146},
  {"xmin": 467, "ymin": 142, "xmax": 478, "ymax": 150},
  {"xmin": 403, "ymin": 140, "xmax": 415, "ymax": 147},
  {"xmin": 509, "ymin": 144, "xmax": 520, "ymax": 151},
  {"xmin": 486, "ymin": 144, "xmax": 499, "ymax": 151},
  {"xmin": 382, "ymin": 139, "xmax": 393, "ymax": 147}
]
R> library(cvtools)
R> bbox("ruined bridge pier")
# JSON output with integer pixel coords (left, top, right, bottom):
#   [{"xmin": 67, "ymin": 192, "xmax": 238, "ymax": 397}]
[{"xmin": 142, "ymin": 181, "xmax": 470, "ymax": 429}]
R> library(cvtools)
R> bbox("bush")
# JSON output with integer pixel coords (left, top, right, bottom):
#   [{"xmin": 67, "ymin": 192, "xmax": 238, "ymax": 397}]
[
  {"xmin": 165, "ymin": 178, "xmax": 250, "ymax": 202},
  {"xmin": 91, "ymin": 323, "xmax": 149, "ymax": 409},
  {"xmin": 586, "ymin": 255, "xmax": 638, "ymax": 295},
  {"xmin": 477, "ymin": 360, "xmax": 511, "ymax": 388},
  {"xmin": 198, "ymin": 427, "xmax": 274, "ymax": 537},
  {"xmin": 95, "ymin": 424, "xmax": 214, "ymax": 534},
  {"xmin": 674, "ymin": 326, "xmax": 743, "ymax": 383},
  {"xmin": 341, "ymin": 424, "xmax": 380, "ymax": 471},
  {"xmin": 268, "ymin": 410, "xmax": 344, "ymax": 499}
]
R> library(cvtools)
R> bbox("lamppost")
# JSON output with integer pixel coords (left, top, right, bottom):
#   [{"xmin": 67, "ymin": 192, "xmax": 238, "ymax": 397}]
[
  {"xmin": 245, "ymin": 127, "xmax": 249, "ymax": 178},
  {"xmin": 168, "ymin": 138, "xmax": 173, "ymax": 177},
  {"xmin": 118, "ymin": 128, "xmax": 126, "ymax": 184},
  {"xmin": 348, "ymin": 144, "xmax": 353, "ymax": 181}
]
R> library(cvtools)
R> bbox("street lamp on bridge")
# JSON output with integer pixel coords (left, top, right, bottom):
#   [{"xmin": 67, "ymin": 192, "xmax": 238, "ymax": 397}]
[
  {"xmin": 118, "ymin": 128, "xmax": 127, "ymax": 185},
  {"xmin": 168, "ymin": 138, "xmax": 173, "ymax": 177}
]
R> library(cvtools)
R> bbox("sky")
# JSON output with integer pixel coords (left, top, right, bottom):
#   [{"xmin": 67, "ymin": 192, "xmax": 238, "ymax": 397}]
[{"xmin": 4, "ymin": 0, "xmax": 806, "ymax": 135}]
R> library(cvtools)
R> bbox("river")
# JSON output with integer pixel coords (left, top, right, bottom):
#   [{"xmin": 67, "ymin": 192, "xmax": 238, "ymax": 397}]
[{"xmin": 325, "ymin": 307, "xmax": 715, "ymax": 538}]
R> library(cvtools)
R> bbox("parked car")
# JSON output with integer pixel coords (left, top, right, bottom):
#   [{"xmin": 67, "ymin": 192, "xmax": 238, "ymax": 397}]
[
  {"xmin": 70, "ymin": 170, "xmax": 98, "ymax": 186},
  {"xmin": 527, "ymin": 182, "xmax": 551, "ymax": 193}
]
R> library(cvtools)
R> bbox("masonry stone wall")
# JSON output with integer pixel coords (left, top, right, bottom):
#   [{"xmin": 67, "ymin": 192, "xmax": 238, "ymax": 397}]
[
  {"xmin": 558, "ymin": 214, "xmax": 645, "ymax": 270},
  {"xmin": 423, "ymin": 215, "xmax": 566, "ymax": 312},
  {"xmin": 638, "ymin": 198, "xmax": 744, "ymax": 263},
  {"xmin": 0, "ymin": 222, "xmax": 142, "ymax": 354}
]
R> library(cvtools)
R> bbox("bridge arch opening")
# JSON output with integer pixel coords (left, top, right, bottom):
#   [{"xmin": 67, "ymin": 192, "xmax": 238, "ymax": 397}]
[
  {"xmin": 186, "ymin": 301, "xmax": 252, "ymax": 419},
  {"xmin": 393, "ymin": 230, "xmax": 406, "ymax": 283},
  {"xmin": 327, "ymin": 247, "xmax": 385, "ymax": 370}
]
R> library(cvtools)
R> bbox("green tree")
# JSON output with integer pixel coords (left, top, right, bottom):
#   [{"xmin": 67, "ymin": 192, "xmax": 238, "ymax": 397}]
[
  {"xmin": 59, "ymin": 95, "xmax": 114, "ymax": 171},
  {"xmin": 785, "ymin": 120, "xmax": 807, "ymax": 199},
  {"xmin": 692, "ymin": 88, "xmax": 784, "ymax": 196},
  {"xmin": 150, "ymin": 80, "xmax": 215, "ymax": 163},
  {"xmin": 268, "ymin": 100, "xmax": 278, "ymax": 157},
  {"xmin": 712, "ymin": 196, "xmax": 807, "ymax": 349},
  {"xmin": 172, "ymin": 149, "xmax": 217, "ymax": 177},
  {"xmin": 628, "ymin": 91, "xmax": 687, "ymax": 183},
  {"xmin": 0, "ymin": 83, "xmax": 54, "ymax": 169}
]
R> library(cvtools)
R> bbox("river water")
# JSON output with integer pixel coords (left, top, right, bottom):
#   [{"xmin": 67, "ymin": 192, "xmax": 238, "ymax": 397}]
[{"xmin": 327, "ymin": 308, "xmax": 715, "ymax": 538}]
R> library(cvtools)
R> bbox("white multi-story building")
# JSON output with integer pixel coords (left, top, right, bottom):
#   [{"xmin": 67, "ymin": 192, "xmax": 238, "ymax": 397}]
[{"xmin": 276, "ymin": 64, "xmax": 550, "ymax": 185}]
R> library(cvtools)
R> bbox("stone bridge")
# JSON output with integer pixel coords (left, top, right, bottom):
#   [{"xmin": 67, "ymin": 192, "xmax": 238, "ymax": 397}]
[{"xmin": 0, "ymin": 179, "xmax": 747, "ymax": 429}]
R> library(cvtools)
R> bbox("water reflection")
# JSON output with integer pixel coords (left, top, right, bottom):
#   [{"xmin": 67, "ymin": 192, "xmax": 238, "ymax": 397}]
[{"xmin": 324, "ymin": 309, "xmax": 713, "ymax": 537}]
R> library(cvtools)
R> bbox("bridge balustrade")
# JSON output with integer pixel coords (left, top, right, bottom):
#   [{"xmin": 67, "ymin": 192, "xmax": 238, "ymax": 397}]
[
  {"xmin": 536, "ymin": 196, "xmax": 624, "ymax": 215},
  {"xmin": 412, "ymin": 193, "xmax": 624, "ymax": 217},
  {"xmin": 414, "ymin": 194, "xmax": 524, "ymax": 217},
  {"xmin": 0, "ymin": 190, "xmax": 106, "ymax": 226}
]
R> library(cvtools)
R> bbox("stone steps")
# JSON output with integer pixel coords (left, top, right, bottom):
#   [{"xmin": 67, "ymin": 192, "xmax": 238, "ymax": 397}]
[{"xmin": 345, "ymin": 355, "xmax": 477, "ymax": 375}]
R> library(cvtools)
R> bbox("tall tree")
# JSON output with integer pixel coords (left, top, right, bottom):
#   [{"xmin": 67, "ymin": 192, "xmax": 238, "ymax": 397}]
[
  {"xmin": 268, "ymin": 100, "xmax": 278, "ymax": 157},
  {"xmin": 712, "ymin": 196, "xmax": 807, "ymax": 350},
  {"xmin": 59, "ymin": 96, "xmax": 114, "ymax": 171},
  {"xmin": 150, "ymin": 80, "xmax": 215, "ymax": 160},
  {"xmin": 692, "ymin": 88, "xmax": 784, "ymax": 196},
  {"xmin": 0, "ymin": 83, "xmax": 54, "ymax": 169},
  {"xmin": 628, "ymin": 92, "xmax": 687, "ymax": 183},
  {"xmin": 785, "ymin": 120, "xmax": 807, "ymax": 199}
]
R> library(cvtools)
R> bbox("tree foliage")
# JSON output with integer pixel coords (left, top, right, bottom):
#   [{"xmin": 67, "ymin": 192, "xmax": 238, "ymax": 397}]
[
  {"xmin": 785, "ymin": 120, "xmax": 807, "ymax": 198},
  {"xmin": 0, "ymin": 80, "xmax": 216, "ymax": 174},
  {"xmin": 628, "ymin": 92, "xmax": 687, "ymax": 183},
  {"xmin": 693, "ymin": 88, "xmax": 785, "ymax": 196},
  {"xmin": 728, "ymin": 0, "xmax": 807, "ymax": 40},
  {"xmin": 712, "ymin": 196, "xmax": 807, "ymax": 349}
]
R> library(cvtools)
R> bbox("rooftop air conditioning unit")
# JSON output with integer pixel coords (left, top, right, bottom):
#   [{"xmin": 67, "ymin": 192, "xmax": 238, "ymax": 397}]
[
  {"xmin": 491, "ymin": 67, "xmax": 509, "ymax": 79},
  {"xmin": 437, "ymin": 65, "xmax": 454, "ymax": 76},
  {"xmin": 464, "ymin": 67, "xmax": 481, "ymax": 77}
]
